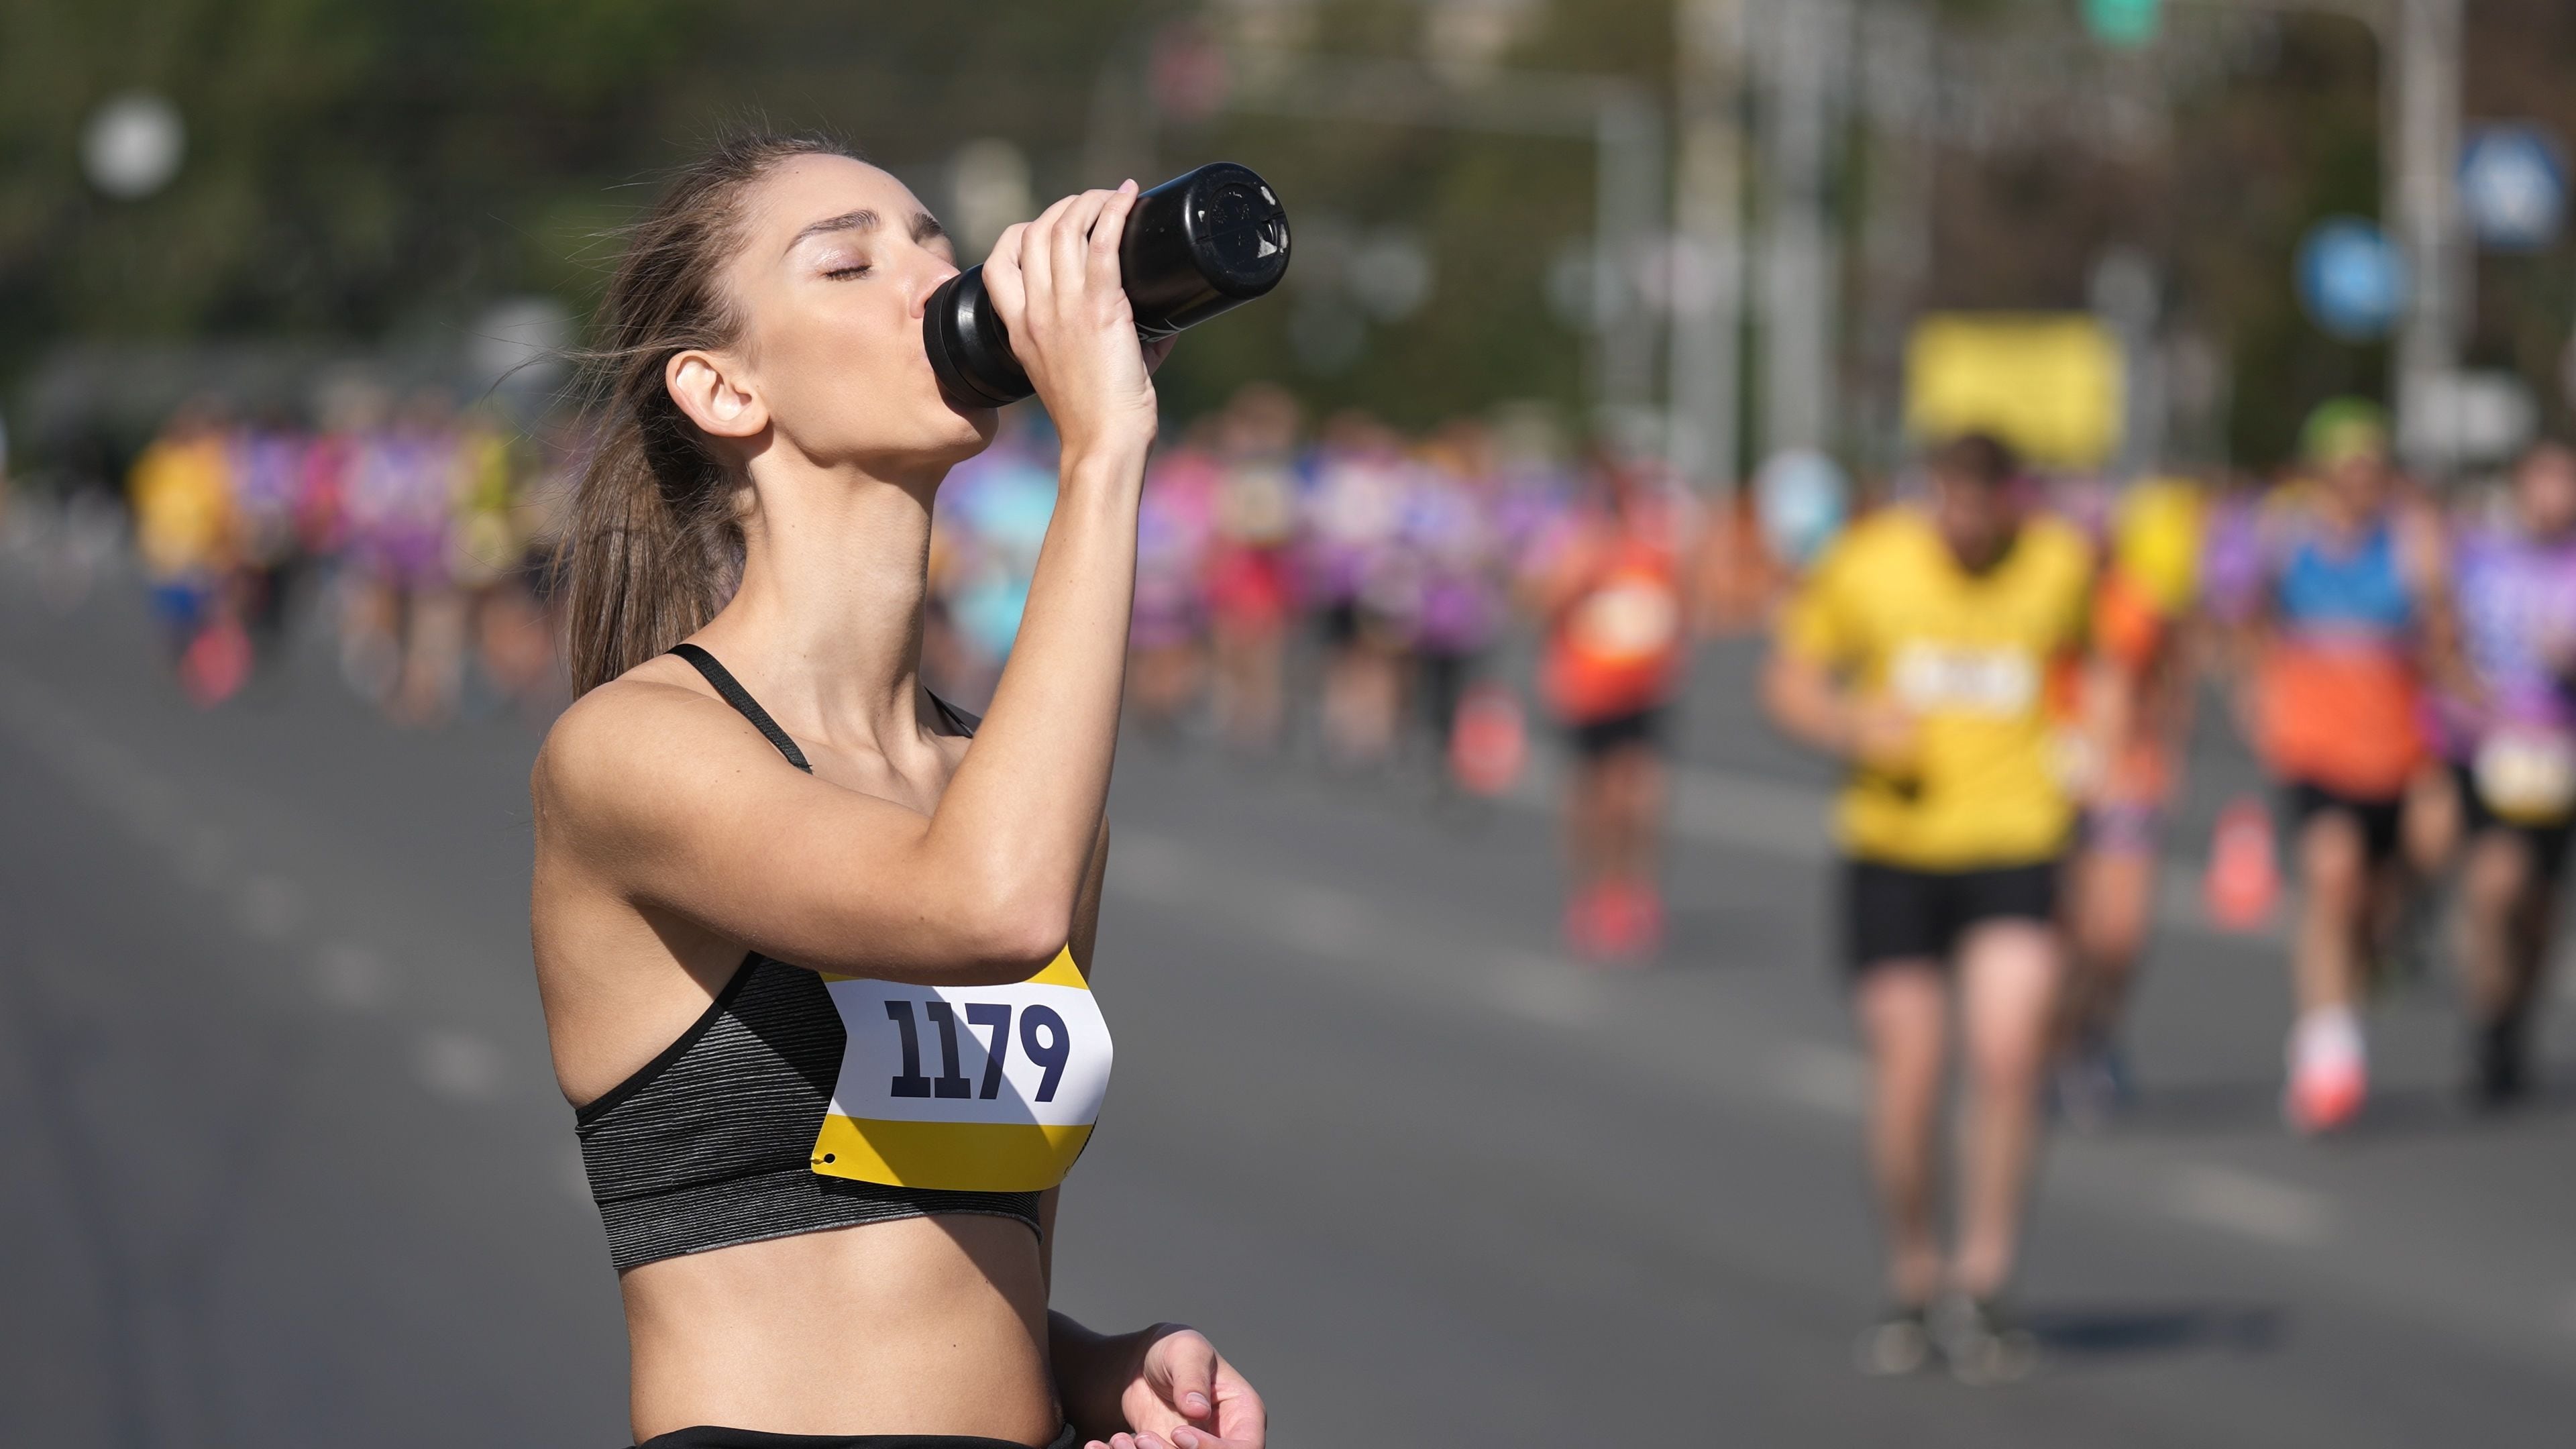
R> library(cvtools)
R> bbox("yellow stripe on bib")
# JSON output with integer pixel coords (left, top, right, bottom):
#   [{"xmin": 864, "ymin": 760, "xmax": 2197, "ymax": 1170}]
[
  {"xmin": 1023, "ymin": 949, "xmax": 1089, "ymax": 988},
  {"xmin": 810, "ymin": 1116, "xmax": 1093, "ymax": 1192}
]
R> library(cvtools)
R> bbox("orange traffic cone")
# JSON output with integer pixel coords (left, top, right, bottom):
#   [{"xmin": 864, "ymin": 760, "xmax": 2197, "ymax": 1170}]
[{"xmin": 2204, "ymin": 794, "xmax": 2280, "ymax": 932}]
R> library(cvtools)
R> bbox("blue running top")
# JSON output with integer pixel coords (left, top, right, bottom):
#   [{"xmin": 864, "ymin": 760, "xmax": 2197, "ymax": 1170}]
[{"xmin": 2277, "ymin": 521, "xmax": 2413, "ymax": 638}]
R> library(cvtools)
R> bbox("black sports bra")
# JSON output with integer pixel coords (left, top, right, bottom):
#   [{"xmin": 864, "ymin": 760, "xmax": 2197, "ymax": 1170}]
[{"xmin": 572, "ymin": 645, "xmax": 1039, "ymax": 1272}]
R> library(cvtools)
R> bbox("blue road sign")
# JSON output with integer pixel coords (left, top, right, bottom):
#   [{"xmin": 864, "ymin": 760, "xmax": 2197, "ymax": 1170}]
[
  {"xmin": 2461, "ymin": 125, "xmax": 2566, "ymax": 253},
  {"xmin": 2296, "ymin": 217, "xmax": 2407, "ymax": 341}
]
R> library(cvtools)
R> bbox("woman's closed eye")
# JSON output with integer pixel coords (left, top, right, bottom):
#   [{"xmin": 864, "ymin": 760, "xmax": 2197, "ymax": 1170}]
[{"xmin": 822, "ymin": 260, "xmax": 873, "ymax": 281}]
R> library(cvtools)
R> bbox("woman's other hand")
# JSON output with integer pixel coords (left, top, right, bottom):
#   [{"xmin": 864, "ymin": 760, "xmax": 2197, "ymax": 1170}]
[
  {"xmin": 1071, "ymin": 1323, "xmax": 1265, "ymax": 1449},
  {"xmin": 981, "ymin": 180, "xmax": 1164, "ymax": 464}
]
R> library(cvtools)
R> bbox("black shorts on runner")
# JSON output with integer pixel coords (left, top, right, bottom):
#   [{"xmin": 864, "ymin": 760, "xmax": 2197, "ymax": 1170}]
[
  {"xmin": 2453, "ymin": 763, "xmax": 2576, "ymax": 882},
  {"xmin": 1843, "ymin": 858, "xmax": 2060, "ymax": 975},
  {"xmin": 637, "ymin": 1425, "xmax": 1077, "ymax": 1449},
  {"xmin": 1568, "ymin": 707, "xmax": 1666, "ymax": 760},
  {"xmin": 2279, "ymin": 779, "xmax": 2405, "ymax": 865}
]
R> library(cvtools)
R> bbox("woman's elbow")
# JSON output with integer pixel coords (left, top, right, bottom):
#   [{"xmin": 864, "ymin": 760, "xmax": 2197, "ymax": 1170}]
[
  {"xmin": 943, "ymin": 872, "xmax": 1075, "ymax": 983},
  {"xmin": 967, "ymin": 908, "xmax": 1074, "ymax": 981}
]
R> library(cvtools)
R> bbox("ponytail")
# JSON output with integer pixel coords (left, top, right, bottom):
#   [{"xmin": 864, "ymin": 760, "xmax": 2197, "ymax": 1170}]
[{"xmin": 559, "ymin": 131, "xmax": 849, "ymax": 694}]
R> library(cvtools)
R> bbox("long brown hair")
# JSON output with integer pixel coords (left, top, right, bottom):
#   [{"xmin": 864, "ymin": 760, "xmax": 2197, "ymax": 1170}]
[{"xmin": 559, "ymin": 131, "xmax": 850, "ymax": 695}]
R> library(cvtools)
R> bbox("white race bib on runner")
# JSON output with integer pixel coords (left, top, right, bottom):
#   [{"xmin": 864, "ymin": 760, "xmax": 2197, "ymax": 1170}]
[
  {"xmin": 1571, "ymin": 578, "xmax": 1680, "ymax": 663},
  {"xmin": 1890, "ymin": 643, "xmax": 2039, "ymax": 718},
  {"xmin": 2475, "ymin": 731, "xmax": 2576, "ymax": 825},
  {"xmin": 810, "ymin": 949, "xmax": 1113, "ymax": 1193}
]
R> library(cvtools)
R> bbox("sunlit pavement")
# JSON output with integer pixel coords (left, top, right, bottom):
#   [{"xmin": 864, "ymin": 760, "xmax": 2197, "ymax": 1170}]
[{"xmin": 1, "ymin": 563, "xmax": 2570, "ymax": 1447}]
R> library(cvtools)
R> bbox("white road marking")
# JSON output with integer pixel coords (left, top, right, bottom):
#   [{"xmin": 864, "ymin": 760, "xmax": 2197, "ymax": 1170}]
[
  {"xmin": 314, "ymin": 941, "xmax": 394, "ymax": 1012},
  {"xmin": 1273, "ymin": 881, "xmax": 1373, "ymax": 961},
  {"xmin": 1492, "ymin": 953, "xmax": 1613, "ymax": 1027},
  {"xmin": 2163, "ymin": 1163, "xmax": 2332, "ymax": 1248},
  {"xmin": 1764, "ymin": 1042, "xmax": 1868, "ymax": 1116},
  {"xmin": 415, "ymin": 1030, "xmax": 507, "ymax": 1104},
  {"xmin": 239, "ymin": 873, "xmax": 307, "ymax": 941}
]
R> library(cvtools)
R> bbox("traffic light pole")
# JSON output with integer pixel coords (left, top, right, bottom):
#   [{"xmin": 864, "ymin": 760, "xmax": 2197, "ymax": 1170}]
[{"xmin": 1671, "ymin": 0, "xmax": 1747, "ymax": 491}]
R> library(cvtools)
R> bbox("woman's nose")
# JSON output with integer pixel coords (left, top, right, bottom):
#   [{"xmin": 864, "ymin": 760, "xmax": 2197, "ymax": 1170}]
[{"xmin": 912, "ymin": 257, "xmax": 963, "ymax": 319}]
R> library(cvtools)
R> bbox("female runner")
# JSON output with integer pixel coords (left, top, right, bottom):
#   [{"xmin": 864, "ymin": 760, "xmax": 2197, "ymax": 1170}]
[{"xmin": 529, "ymin": 133, "xmax": 1265, "ymax": 1449}]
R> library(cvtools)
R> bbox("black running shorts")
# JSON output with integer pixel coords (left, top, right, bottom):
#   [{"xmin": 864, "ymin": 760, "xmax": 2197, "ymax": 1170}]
[
  {"xmin": 2279, "ymin": 779, "xmax": 2406, "ymax": 865},
  {"xmin": 2454, "ymin": 762, "xmax": 2576, "ymax": 882},
  {"xmin": 1843, "ymin": 857, "xmax": 2060, "ymax": 975},
  {"xmin": 1568, "ymin": 707, "xmax": 1666, "ymax": 760}
]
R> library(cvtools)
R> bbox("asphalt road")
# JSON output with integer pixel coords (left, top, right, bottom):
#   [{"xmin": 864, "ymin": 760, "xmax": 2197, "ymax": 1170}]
[{"xmin": 1, "ymin": 556, "xmax": 2571, "ymax": 1447}]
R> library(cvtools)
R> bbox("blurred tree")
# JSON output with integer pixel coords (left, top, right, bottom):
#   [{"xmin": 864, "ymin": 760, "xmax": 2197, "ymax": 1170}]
[{"xmin": 7, "ymin": 0, "xmax": 2574, "ymax": 470}]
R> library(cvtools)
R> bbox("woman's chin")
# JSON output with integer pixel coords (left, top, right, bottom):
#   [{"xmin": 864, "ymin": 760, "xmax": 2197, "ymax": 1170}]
[
  {"xmin": 937, "ymin": 389, "xmax": 1002, "ymax": 436},
  {"xmin": 955, "ymin": 402, "xmax": 1002, "ymax": 443},
  {"xmin": 916, "ymin": 409, "xmax": 998, "ymax": 470}
]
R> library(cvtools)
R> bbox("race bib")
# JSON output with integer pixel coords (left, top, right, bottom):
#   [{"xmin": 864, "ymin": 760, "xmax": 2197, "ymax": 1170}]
[
  {"xmin": 1890, "ymin": 643, "xmax": 2038, "ymax": 718},
  {"xmin": 811, "ymin": 949, "xmax": 1112, "ymax": 1193},
  {"xmin": 2475, "ymin": 731, "xmax": 2576, "ymax": 825},
  {"xmin": 1570, "ymin": 578, "xmax": 1680, "ymax": 663}
]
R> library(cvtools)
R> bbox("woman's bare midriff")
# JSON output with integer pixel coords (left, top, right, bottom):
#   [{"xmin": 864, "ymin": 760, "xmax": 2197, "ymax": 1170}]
[{"xmin": 620, "ymin": 1212, "xmax": 1057, "ymax": 1444}]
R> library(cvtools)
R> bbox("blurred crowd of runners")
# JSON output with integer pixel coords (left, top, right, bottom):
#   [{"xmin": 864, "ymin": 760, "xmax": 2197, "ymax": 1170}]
[
  {"xmin": 13, "ymin": 381, "xmax": 2570, "ymax": 1137},
  {"xmin": 99, "ymin": 385, "xmax": 570, "ymax": 720},
  {"xmin": 1750, "ymin": 405, "xmax": 2576, "ymax": 1381},
  {"xmin": 5, "ymin": 374, "xmax": 2571, "ymax": 1385}
]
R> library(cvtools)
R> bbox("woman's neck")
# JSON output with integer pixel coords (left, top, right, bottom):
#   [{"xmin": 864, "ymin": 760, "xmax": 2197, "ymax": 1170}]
[{"xmin": 696, "ymin": 451, "xmax": 943, "ymax": 753}]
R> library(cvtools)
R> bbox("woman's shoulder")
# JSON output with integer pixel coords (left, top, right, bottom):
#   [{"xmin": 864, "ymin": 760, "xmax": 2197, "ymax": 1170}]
[{"xmin": 534, "ymin": 657, "xmax": 782, "ymax": 839}]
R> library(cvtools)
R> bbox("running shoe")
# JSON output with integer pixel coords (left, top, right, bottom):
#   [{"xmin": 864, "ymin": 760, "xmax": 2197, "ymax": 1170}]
[
  {"xmin": 2284, "ymin": 1053, "xmax": 2367, "ymax": 1134},
  {"xmin": 2051, "ymin": 1036, "xmax": 2133, "ymax": 1132},
  {"xmin": 2284, "ymin": 1010, "xmax": 2368, "ymax": 1135},
  {"xmin": 1563, "ymin": 884, "xmax": 1619, "ymax": 961},
  {"xmin": 1933, "ymin": 1295, "xmax": 2037, "ymax": 1386},
  {"xmin": 1606, "ymin": 880, "xmax": 1665, "ymax": 960},
  {"xmin": 1853, "ymin": 1303, "xmax": 1935, "ymax": 1377},
  {"xmin": 1566, "ymin": 881, "xmax": 1660, "ymax": 965}
]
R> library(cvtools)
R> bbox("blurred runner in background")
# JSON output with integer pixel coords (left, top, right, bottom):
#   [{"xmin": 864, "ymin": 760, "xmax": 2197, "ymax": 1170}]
[
  {"xmin": 931, "ymin": 407, "xmax": 1059, "ymax": 709},
  {"xmin": 227, "ymin": 407, "xmax": 309, "ymax": 663},
  {"xmin": 128, "ymin": 396, "xmax": 250, "ymax": 704},
  {"xmin": 474, "ymin": 415, "xmax": 576, "ymax": 712},
  {"xmin": 2057, "ymin": 476, "xmax": 2207, "ymax": 1126},
  {"xmin": 1304, "ymin": 409, "xmax": 1412, "ymax": 768},
  {"xmin": 1205, "ymin": 384, "xmax": 1301, "ymax": 753},
  {"xmin": 1764, "ymin": 432, "xmax": 2091, "ymax": 1385},
  {"xmin": 1531, "ymin": 447, "xmax": 1693, "ymax": 963},
  {"xmin": 2230, "ymin": 400, "xmax": 2461, "ymax": 1135},
  {"xmin": 446, "ymin": 400, "xmax": 538, "ymax": 715},
  {"xmin": 1407, "ymin": 419, "xmax": 1508, "ymax": 764},
  {"xmin": 2439, "ymin": 439, "xmax": 2576, "ymax": 1110},
  {"xmin": 1130, "ymin": 421, "xmax": 1218, "ymax": 737}
]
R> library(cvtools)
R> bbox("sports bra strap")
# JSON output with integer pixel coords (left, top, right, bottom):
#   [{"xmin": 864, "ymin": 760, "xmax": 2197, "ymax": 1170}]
[
  {"xmin": 928, "ymin": 692, "xmax": 978, "ymax": 738},
  {"xmin": 668, "ymin": 645, "xmax": 979, "ymax": 770},
  {"xmin": 669, "ymin": 644, "xmax": 813, "ymax": 774}
]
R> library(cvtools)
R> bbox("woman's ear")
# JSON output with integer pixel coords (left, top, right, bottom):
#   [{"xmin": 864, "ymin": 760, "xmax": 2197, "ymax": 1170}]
[{"xmin": 666, "ymin": 350, "xmax": 769, "ymax": 439}]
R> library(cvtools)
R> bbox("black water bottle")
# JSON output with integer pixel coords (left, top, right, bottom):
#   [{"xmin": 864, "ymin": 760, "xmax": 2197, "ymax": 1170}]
[{"xmin": 925, "ymin": 162, "xmax": 1291, "ymax": 409}]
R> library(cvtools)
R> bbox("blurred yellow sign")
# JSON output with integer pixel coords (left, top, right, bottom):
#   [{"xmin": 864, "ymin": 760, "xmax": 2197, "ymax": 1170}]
[{"xmin": 1905, "ymin": 315, "xmax": 2123, "ymax": 470}]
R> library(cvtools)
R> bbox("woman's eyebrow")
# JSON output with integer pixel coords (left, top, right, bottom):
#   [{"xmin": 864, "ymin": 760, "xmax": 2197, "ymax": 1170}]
[
  {"xmin": 911, "ymin": 212, "xmax": 947, "ymax": 244},
  {"xmin": 786, "ymin": 208, "xmax": 879, "ymax": 253}
]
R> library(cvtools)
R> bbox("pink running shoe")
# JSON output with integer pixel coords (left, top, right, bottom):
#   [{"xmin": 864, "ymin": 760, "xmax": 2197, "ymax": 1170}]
[{"xmin": 2286, "ymin": 1052, "xmax": 2366, "ymax": 1135}]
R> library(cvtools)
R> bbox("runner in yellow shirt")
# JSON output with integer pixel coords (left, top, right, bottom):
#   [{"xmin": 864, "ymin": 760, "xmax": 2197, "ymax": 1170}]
[
  {"xmin": 127, "ymin": 400, "xmax": 238, "ymax": 657},
  {"xmin": 1763, "ymin": 433, "xmax": 2093, "ymax": 1385}
]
